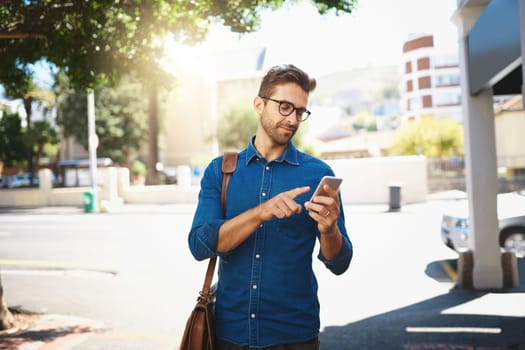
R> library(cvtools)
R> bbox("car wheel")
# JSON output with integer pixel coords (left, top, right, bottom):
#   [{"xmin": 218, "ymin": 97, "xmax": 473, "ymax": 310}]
[{"xmin": 500, "ymin": 227, "xmax": 525, "ymax": 258}]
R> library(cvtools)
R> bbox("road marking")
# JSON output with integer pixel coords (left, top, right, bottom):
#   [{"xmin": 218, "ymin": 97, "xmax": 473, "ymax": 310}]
[
  {"xmin": 406, "ymin": 326, "xmax": 501, "ymax": 334},
  {"xmin": 439, "ymin": 259, "xmax": 457, "ymax": 281}
]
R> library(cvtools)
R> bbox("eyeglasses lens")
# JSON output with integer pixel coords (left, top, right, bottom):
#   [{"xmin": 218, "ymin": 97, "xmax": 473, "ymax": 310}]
[{"xmin": 279, "ymin": 102, "xmax": 294, "ymax": 116}]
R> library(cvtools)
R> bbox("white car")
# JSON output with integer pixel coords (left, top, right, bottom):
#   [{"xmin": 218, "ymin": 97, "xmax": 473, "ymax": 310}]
[{"xmin": 440, "ymin": 191, "xmax": 525, "ymax": 257}]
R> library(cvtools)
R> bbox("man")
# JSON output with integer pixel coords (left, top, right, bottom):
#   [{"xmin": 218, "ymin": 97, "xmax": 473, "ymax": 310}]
[{"xmin": 188, "ymin": 64, "xmax": 353, "ymax": 350}]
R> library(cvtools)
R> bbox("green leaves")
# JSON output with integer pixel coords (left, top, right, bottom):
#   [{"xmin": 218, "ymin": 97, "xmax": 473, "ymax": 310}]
[
  {"xmin": 0, "ymin": 110, "xmax": 26, "ymax": 167},
  {"xmin": 390, "ymin": 115, "xmax": 464, "ymax": 158},
  {"xmin": 0, "ymin": 0, "xmax": 357, "ymax": 90},
  {"xmin": 56, "ymin": 75, "xmax": 148, "ymax": 164}
]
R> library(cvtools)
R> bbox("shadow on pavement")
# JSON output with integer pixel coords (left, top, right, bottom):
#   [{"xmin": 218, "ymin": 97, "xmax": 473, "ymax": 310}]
[{"xmin": 320, "ymin": 258, "xmax": 525, "ymax": 350}]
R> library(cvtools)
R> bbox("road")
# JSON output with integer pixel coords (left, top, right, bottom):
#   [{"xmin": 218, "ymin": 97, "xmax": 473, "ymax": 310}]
[{"xmin": 2, "ymin": 200, "xmax": 521, "ymax": 349}]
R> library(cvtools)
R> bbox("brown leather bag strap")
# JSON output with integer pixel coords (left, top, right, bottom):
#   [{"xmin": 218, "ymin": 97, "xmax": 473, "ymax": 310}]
[
  {"xmin": 221, "ymin": 151, "xmax": 238, "ymax": 215},
  {"xmin": 201, "ymin": 151, "xmax": 238, "ymax": 299}
]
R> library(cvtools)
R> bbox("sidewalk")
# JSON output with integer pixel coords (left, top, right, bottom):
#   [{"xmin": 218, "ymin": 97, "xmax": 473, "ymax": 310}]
[{"xmin": 0, "ymin": 314, "xmax": 105, "ymax": 350}]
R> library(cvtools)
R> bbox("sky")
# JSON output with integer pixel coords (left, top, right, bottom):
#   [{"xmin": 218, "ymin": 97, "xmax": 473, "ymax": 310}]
[{"xmin": 168, "ymin": 0, "xmax": 460, "ymax": 78}]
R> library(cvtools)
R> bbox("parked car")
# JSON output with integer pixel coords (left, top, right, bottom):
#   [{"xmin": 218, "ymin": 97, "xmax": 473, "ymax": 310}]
[
  {"xmin": 1, "ymin": 173, "xmax": 39, "ymax": 188},
  {"xmin": 440, "ymin": 191, "xmax": 525, "ymax": 257}
]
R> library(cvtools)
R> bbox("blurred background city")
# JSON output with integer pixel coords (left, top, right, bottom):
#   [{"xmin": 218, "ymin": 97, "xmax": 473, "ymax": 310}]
[{"xmin": 2, "ymin": 0, "xmax": 523, "ymax": 202}]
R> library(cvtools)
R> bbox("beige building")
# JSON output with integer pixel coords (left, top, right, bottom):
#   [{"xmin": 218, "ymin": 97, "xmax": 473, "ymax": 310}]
[
  {"xmin": 162, "ymin": 71, "xmax": 263, "ymax": 167},
  {"xmin": 494, "ymin": 95, "xmax": 525, "ymax": 175}
]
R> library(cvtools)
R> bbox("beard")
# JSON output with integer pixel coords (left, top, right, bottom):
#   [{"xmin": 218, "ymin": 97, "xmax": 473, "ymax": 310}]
[{"xmin": 260, "ymin": 113, "xmax": 298, "ymax": 146}]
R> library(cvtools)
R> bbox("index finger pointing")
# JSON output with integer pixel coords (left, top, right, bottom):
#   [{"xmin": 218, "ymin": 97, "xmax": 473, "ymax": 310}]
[{"xmin": 285, "ymin": 186, "xmax": 311, "ymax": 199}]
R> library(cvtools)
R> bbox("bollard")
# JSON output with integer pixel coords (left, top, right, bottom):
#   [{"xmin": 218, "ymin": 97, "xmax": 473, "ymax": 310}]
[{"xmin": 388, "ymin": 183, "xmax": 402, "ymax": 211}]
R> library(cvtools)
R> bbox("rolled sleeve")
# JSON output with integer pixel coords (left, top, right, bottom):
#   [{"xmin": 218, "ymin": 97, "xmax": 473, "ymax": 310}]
[
  {"xmin": 317, "ymin": 205, "xmax": 353, "ymax": 275},
  {"xmin": 188, "ymin": 158, "xmax": 224, "ymax": 260},
  {"xmin": 318, "ymin": 236, "xmax": 353, "ymax": 275},
  {"xmin": 189, "ymin": 220, "xmax": 224, "ymax": 260}
]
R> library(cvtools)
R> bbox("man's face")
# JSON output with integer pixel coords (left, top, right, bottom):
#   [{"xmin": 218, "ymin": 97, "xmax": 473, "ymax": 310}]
[{"xmin": 256, "ymin": 82, "xmax": 309, "ymax": 146}]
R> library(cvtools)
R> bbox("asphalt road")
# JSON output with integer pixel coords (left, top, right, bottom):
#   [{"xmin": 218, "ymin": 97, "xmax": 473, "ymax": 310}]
[{"xmin": 0, "ymin": 200, "xmax": 523, "ymax": 349}]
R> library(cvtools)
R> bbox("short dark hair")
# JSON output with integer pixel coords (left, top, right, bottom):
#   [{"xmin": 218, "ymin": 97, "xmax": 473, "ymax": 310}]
[{"xmin": 258, "ymin": 64, "xmax": 317, "ymax": 98}]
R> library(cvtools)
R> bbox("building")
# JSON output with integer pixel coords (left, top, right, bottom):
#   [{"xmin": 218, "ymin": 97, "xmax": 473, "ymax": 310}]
[
  {"xmin": 494, "ymin": 95, "xmax": 525, "ymax": 178},
  {"xmin": 161, "ymin": 47, "xmax": 266, "ymax": 167},
  {"xmin": 400, "ymin": 34, "xmax": 462, "ymax": 122}
]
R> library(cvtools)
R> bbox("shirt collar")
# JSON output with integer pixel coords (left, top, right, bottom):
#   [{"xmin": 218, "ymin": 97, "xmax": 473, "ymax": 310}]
[{"xmin": 246, "ymin": 136, "xmax": 300, "ymax": 166}]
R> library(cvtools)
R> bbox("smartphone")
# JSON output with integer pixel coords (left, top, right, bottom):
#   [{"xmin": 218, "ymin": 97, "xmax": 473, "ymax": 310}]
[{"xmin": 310, "ymin": 176, "xmax": 343, "ymax": 201}]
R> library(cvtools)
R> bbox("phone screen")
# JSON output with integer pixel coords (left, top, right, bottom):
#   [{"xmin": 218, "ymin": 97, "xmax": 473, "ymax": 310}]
[{"xmin": 310, "ymin": 176, "xmax": 343, "ymax": 201}]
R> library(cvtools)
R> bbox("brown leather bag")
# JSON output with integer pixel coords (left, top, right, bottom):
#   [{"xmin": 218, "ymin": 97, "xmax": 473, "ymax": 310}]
[{"xmin": 180, "ymin": 152, "xmax": 238, "ymax": 350}]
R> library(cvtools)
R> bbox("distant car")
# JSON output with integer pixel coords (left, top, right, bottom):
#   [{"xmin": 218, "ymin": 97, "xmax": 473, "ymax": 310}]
[
  {"xmin": 440, "ymin": 191, "xmax": 525, "ymax": 257},
  {"xmin": 1, "ymin": 173, "xmax": 39, "ymax": 188}
]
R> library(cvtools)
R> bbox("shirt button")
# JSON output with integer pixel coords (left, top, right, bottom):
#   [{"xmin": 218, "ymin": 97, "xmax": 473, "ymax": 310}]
[
  {"xmin": 265, "ymin": 166, "xmax": 270, "ymax": 171},
  {"xmin": 262, "ymin": 192, "xmax": 266, "ymax": 197},
  {"xmin": 255, "ymin": 254, "xmax": 261, "ymax": 259},
  {"xmin": 251, "ymin": 313, "xmax": 256, "ymax": 319},
  {"xmin": 259, "ymin": 224, "xmax": 263, "ymax": 228},
  {"xmin": 252, "ymin": 284, "xmax": 257, "ymax": 289}
]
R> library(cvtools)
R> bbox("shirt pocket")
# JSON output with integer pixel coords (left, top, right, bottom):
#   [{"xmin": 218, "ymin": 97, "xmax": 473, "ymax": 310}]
[{"xmin": 277, "ymin": 212, "xmax": 316, "ymax": 241}]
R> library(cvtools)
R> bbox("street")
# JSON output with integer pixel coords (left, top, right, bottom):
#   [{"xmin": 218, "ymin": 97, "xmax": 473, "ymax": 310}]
[{"xmin": 0, "ymin": 200, "xmax": 523, "ymax": 349}]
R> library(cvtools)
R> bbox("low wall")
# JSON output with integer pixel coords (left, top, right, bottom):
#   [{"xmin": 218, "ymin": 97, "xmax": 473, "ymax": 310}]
[
  {"xmin": 0, "ymin": 156, "xmax": 428, "ymax": 208},
  {"xmin": 327, "ymin": 155, "xmax": 427, "ymax": 204}
]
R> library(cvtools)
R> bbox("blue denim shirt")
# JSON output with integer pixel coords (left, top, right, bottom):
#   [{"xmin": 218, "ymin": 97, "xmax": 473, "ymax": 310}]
[{"xmin": 188, "ymin": 138, "xmax": 353, "ymax": 348}]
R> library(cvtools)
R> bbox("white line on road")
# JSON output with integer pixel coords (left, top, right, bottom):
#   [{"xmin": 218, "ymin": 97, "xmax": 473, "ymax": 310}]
[{"xmin": 406, "ymin": 326, "xmax": 502, "ymax": 334}]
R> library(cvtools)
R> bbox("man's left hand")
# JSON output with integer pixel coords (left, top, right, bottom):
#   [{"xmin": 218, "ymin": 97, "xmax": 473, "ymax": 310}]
[{"xmin": 304, "ymin": 184, "xmax": 340, "ymax": 234}]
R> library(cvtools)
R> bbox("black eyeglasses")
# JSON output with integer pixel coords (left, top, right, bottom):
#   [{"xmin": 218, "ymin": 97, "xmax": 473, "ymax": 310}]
[{"xmin": 259, "ymin": 96, "xmax": 311, "ymax": 122}]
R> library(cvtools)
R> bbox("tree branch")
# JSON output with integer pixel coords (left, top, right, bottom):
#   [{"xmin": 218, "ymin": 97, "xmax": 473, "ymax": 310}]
[{"xmin": 0, "ymin": 32, "xmax": 45, "ymax": 39}]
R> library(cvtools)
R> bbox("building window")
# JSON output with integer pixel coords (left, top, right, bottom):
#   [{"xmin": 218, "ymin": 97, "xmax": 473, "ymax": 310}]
[
  {"xmin": 418, "ymin": 76, "xmax": 432, "ymax": 90},
  {"xmin": 422, "ymin": 95, "xmax": 433, "ymax": 108},
  {"xmin": 406, "ymin": 80, "xmax": 413, "ymax": 92},
  {"xmin": 434, "ymin": 93, "xmax": 461, "ymax": 106},
  {"xmin": 435, "ymin": 74, "xmax": 460, "ymax": 87},
  {"xmin": 417, "ymin": 57, "xmax": 430, "ymax": 70},
  {"xmin": 405, "ymin": 61, "xmax": 412, "ymax": 74}
]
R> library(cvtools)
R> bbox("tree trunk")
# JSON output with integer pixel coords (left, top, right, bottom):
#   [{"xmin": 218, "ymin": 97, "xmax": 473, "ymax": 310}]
[
  {"xmin": 146, "ymin": 86, "xmax": 160, "ymax": 185},
  {"xmin": 0, "ymin": 273, "xmax": 15, "ymax": 330}
]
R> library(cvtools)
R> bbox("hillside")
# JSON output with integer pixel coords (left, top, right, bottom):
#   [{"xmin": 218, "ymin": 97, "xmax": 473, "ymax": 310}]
[{"xmin": 312, "ymin": 65, "xmax": 401, "ymax": 108}]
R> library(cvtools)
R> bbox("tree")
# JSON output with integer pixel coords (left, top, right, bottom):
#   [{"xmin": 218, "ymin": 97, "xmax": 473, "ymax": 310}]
[
  {"xmin": 0, "ymin": 0, "xmax": 358, "ymax": 330},
  {"xmin": 389, "ymin": 115, "xmax": 464, "ymax": 158},
  {"xmin": 217, "ymin": 101, "xmax": 259, "ymax": 151},
  {"xmin": 352, "ymin": 110, "xmax": 377, "ymax": 132},
  {"xmin": 0, "ymin": 102, "xmax": 58, "ymax": 177},
  {"xmin": 0, "ymin": 0, "xmax": 357, "ymax": 184},
  {"xmin": 1, "ymin": 75, "xmax": 57, "ymax": 184},
  {"xmin": 57, "ymin": 74, "xmax": 148, "ymax": 165},
  {"xmin": 0, "ymin": 109, "xmax": 26, "ymax": 167},
  {"xmin": 21, "ymin": 119, "xmax": 59, "ymax": 173}
]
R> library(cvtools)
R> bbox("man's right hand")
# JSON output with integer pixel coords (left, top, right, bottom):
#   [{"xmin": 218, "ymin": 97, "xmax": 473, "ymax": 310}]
[
  {"xmin": 217, "ymin": 186, "xmax": 310, "ymax": 253},
  {"xmin": 257, "ymin": 186, "xmax": 310, "ymax": 221}
]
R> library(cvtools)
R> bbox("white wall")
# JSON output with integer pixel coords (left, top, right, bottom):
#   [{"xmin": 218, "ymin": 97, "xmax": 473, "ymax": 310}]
[
  {"xmin": 0, "ymin": 157, "xmax": 428, "ymax": 208},
  {"xmin": 327, "ymin": 155, "xmax": 428, "ymax": 204}
]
